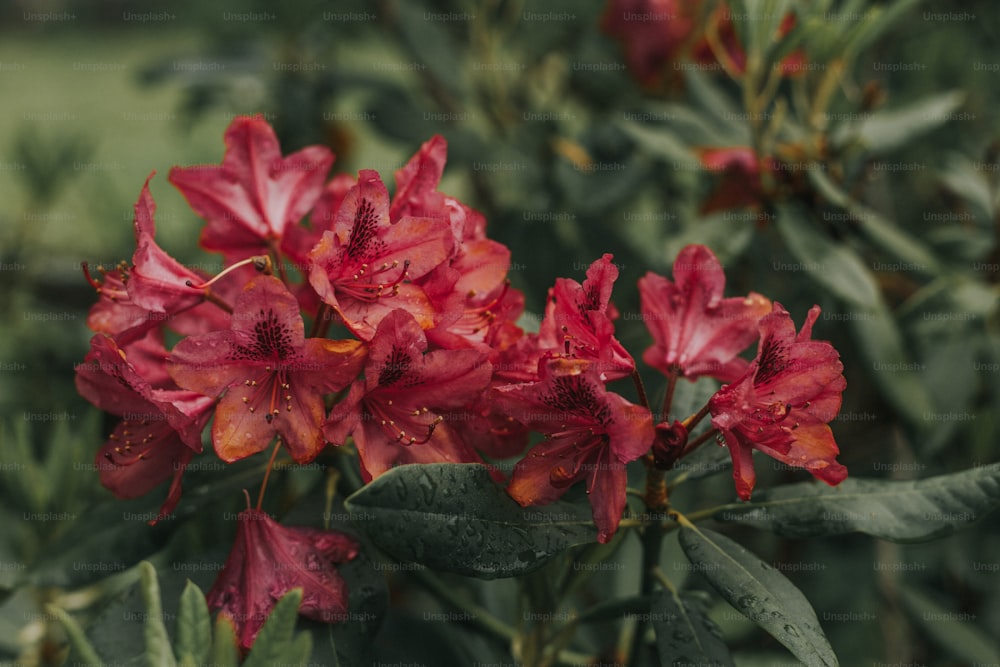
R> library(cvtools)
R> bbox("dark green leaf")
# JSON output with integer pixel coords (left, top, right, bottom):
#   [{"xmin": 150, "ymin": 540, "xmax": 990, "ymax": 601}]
[
  {"xmin": 715, "ymin": 464, "xmax": 1000, "ymax": 542},
  {"xmin": 847, "ymin": 298, "xmax": 935, "ymax": 429},
  {"xmin": 175, "ymin": 581, "xmax": 211, "ymax": 665},
  {"xmin": 344, "ymin": 463, "xmax": 595, "ymax": 579},
  {"xmin": 653, "ymin": 589, "xmax": 734, "ymax": 667},
  {"xmin": 393, "ymin": 2, "xmax": 465, "ymax": 99},
  {"xmin": 775, "ymin": 206, "xmax": 879, "ymax": 309},
  {"xmin": 898, "ymin": 587, "xmax": 1000, "ymax": 664},
  {"xmin": 678, "ymin": 526, "xmax": 838, "ymax": 667},
  {"xmin": 844, "ymin": 90, "xmax": 965, "ymax": 155},
  {"xmin": 139, "ymin": 561, "xmax": 177, "ymax": 667},
  {"xmin": 575, "ymin": 595, "xmax": 652, "ymax": 626},
  {"xmin": 242, "ymin": 589, "xmax": 304, "ymax": 667},
  {"xmin": 808, "ymin": 169, "xmax": 941, "ymax": 276}
]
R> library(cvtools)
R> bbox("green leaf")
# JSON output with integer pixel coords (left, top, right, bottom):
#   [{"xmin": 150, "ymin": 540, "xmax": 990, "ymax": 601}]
[
  {"xmin": 392, "ymin": 1, "xmax": 464, "ymax": 99},
  {"xmin": 618, "ymin": 120, "xmax": 699, "ymax": 165},
  {"xmin": 715, "ymin": 464, "xmax": 1000, "ymax": 542},
  {"xmin": 344, "ymin": 463, "xmax": 595, "ymax": 579},
  {"xmin": 775, "ymin": 206, "xmax": 879, "ymax": 308},
  {"xmin": 210, "ymin": 615, "xmax": 240, "ymax": 667},
  {"xmin": 678, "ymin": 526, "xmax": 838, "ymax": 667},
  {"xmin": 843, "ymin": 0, "xmax": 922, "ymax": 61},
  {"xmin": 808, "ymin": 169, "xmax": 941, "ymax": 276},
  {"xmin": 653, "ymin": 589, "xmax": 735, "ymax": 667},
  {"xmin": 139, "ymin": 561, "xmax": 177, "ymax": 667},
  {"xmin": 46, "ymin": 604, "xmax": 103, "ymax": 666},
  {"xmin": 847, "ymin": 298, "xmax": 934, "ymax": 429},
  {"xmin": 938, "ymin": 153, "xmax": 998, "ymax": 221},
  {"xmin": 242, "ymin": 588, "xmax": 304, "ymax": 667},
  {"xmin": 898, "ymin": 587, "xmax": 1000, "ymax": 664},
  {"xmin": 846, "ymin": 90, "xmax": 965, "ymax": 155},
  {"xmin": 175, "ymin": 580, "xmax": 211, "ymax": 664}
]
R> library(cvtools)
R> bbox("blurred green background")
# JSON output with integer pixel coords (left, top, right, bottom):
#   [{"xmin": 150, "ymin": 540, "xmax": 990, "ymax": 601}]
[{"xmin": 2, "ymin": 0, "xmax": 999, "ymax": 665}]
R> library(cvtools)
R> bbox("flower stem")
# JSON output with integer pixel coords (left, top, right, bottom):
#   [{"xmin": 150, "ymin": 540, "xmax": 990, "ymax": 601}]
[
  {"xmin": 630, "ymin": 368, "xmax": 650, "ymax": 412},
  {"xmin": 681, "ymin": 402, "xmax": 712, "ymax": 432},
  {"xmin": 256, "ymin": 438, "xmax": 283, "ymax": 511},
  {"xmin": 661, "ymin": 368, "xmax": 679, "ymax": 419},
  {"xmin": 678, "ymin": 427, "xmax": 720, "ymax": 460}
]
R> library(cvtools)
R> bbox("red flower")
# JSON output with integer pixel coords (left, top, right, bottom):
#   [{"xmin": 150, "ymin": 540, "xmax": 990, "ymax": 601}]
[
  {"xmin": 708, "ymin": 303, "xmax": 847, "ymax": 500},
  {"xmin": 308, "ymin": 170, "xmax": 453, "ymax": 340},
  {"xmin": 388, "ymin": 134, "xmax": 448, "ymax": 223},
  {"xmin": 538, "ymin": 254, "xmax": 634, "ymax": 381},
  {"xmin": 325, "ymin": 309, "xmax": 492, "ymax": 482},
  {"xmin": 127, "ymin": 173, "xmax": 207, "ymax": 314},
  {"xmin": 639, "ymin": 244, "xmax": 770, "ymax": 382},
  {"xmin": 697, "ymin": 146, "xmax": 778, "ymax": 214},
  {"xmin": 693, "ymin": 5, "xmax": 805, "ymax": 77},
  {"xmin": 168, "ymin": 276, "xmax": 365, "ymax": 463},
  {"xmin": 602, "ymin": 0, "xmax": 696, "ymax": 87},
  {"xmin": 75, "ymin": 334, "xmax": 212, "ymax": 522},
  {"xmin": 495, "ymin": 359, "xmax": 654, "ymax": 543},
  {"xmin": 206, "ymin": 506, "xmax": 359, "ymax": 651},
  {"xmin": 169, "ymin": 115, "xmax": 333, "ymax": 262},
  {"xmin": 82, "ymin": 262, "xmax": 158, "ymax": 344}
]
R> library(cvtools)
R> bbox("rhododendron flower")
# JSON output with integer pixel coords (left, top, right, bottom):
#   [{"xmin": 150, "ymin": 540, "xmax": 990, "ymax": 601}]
[
  {"xmin": 697, "ymin": 147, "xmax": 778, "ymax": 214},
  {"xmin": 325, "ymin": 309, "xmax": 492, "ymax": 481},
  {"xmin": 602, "ymin": 0, "xmax": 696, "ymax": 87},
  {"xmin": 127, "ymin": 173, "xmax": 208, "ymax": 315},
  {"xmin": 693, "ymin": 6, "xmax": 805, "ymax": 77},
  {"xmin": 308, "ymin": 170, "xmax": 453, "ymax": 340},
  {"xmin": 538, "ymin": 254, "xmax": 634, "ymax": 381},
  {"xmin": 639, "ymin": 244, "xmax": 770, "ymax": 382},
  {"xmin": 207, "ymin": 506, "xmax": 359, "ymax": 650},
  {"xmin": 169, "ymin": 115, "xmax": 333, "ymax": 262},
  {"xmin": 75, "ymin": 334, "xmax": 212, "ymax": 522},
  {"xmin": 709, "ymin": 303, "xmax": 847, "ymax": 500},
  {"xmin": 495, "ymin": 358, "xmax": 654, "ymax": 543},
  {"xmin": 168, "ymin": 275, "xmax": 365, "ymax": 463},
  {"xmin": 388, "ymin": 134, "xmax": 448, "ymax": 223}
]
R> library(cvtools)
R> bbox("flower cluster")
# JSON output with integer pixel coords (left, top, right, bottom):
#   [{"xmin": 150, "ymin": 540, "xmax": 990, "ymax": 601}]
[
  {"xmin": 75, "ymin": 116, "xmax": 847, "ymax": 649},
  {"xmin": 602, "ymin": 0, "xmax": 805, "ymax": 88}
]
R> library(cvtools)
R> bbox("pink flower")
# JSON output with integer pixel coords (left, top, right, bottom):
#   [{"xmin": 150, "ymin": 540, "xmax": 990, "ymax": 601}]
[
  {"xmin": 206, "ymin": 506, "xmax": 358, "ymax": 650},
  {"xmin": 307, "ymin": 170, "xmax": 453, "ymax": 340},
  {"xmin": 169, "ymin": 115, "xmax": 333, "ymax": 262},
  {"xmin": 602, "ymin": 0, "xmax": 696, "ymax": 87},
  {"xmin": 697, "ymin": 147, "xmax": 777, "ymax": 214},
  {"xmin": 709, "ymin": 303, "xmax": 848, "ymax": 500},
  {"xmin": 538, "ymin": 254, "xmax": 635, "ymax": 381},
  {"xmin": 75, "ymin": 334, "xmax": 212, "ymax": 522},
  {"xmin": 324, "ymin": 309, "xmax": 493, "ymax": 481},
  {"xmin": 639, "ymin": 244, "xmax": 770, "ymax": 382},
  {"xmin": 495, "ymin": 358, "xmax": 654, "ymax": 543},
  {"xmin": 168, "ymin": 276, "xmax": 365, "ymax": 463}
]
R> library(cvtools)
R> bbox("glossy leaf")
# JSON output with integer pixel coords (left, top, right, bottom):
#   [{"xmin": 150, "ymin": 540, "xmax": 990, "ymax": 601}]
[
  {"xmin": 716, "ymin": 464, "xmax": 1000, "ymax": 542},
  {"xmin": 653, "ymin": 588, "xmax": 734, "ymax": 667},
  {"xmin": 344, "ymin": 463, "xmax": 595, "ymax": 579},
  {"xmin": 679, "ymin": 526, "xmax": 838, "ymax": 667}
]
